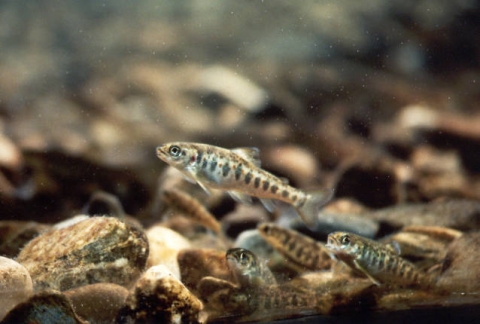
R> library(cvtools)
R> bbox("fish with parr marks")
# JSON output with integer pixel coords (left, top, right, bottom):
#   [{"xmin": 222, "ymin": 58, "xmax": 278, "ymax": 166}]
[
  {"xmin": 156, "ymin": 142, "xmax": 333, "ymax": 226},
  {"xmin": 326, "ymin": 231, "xmax": 433, "ymax": 287}
]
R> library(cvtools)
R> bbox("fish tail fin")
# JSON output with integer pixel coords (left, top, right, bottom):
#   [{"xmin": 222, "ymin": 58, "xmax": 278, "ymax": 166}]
[{"xmin": 296, "ymin": 188, "xmax": 334, "ymax": 228}]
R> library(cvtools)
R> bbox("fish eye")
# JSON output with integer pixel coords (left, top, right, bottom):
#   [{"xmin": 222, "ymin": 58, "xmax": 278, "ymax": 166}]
[
  {"xmin": 340, "ymin": 235, "xmax": 351, "ymax": 245},
  {"xmin": 169, "ymin": 145, "xmax": 181, "ymax": 157}
]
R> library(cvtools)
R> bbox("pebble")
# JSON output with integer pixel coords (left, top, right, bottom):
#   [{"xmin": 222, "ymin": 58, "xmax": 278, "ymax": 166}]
[
  {"xmin": 1, "ymin": 290, "xmax": 87, "ymax": 324},
  {"xmin": 0, "ymin": 257, "xmax": 33, "ymax": 321},
  {"xmin": 117, "ymin": 265, "xmax": 204, "ymax": 324},
  {"xmin": 64, "ymin": 283, "xmax": 129, "ymax": 324},
  {"xmin": 16, "ymin": 216, "xmax": 149, "ymax": 291},
  {"xmin": 146, "ymin": 224, "xmax": 191, "ymax": 278},
  {"xmin": 0, "ymin": 221, "xmax": 50, "ymax": 258}
]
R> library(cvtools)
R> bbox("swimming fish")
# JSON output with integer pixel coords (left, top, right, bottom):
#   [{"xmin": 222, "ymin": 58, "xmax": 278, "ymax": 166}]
[
  {"xmin": 161, "ymin": 188, "xmax": 222, "ymax": 234},
  {"xmin": 226, "ymin": 248, "xmax": 276, "ymax": 288},
  {"xmin": 325, "ymin": 231, "xmax": 431, "ymax": 287},
  {"xmin": 258, "ymin": 223, "xmax": 331, "ymax": 271},
  {"xmin": 156, "ymin": 142, "xmax": 333, "ymax": 226}
]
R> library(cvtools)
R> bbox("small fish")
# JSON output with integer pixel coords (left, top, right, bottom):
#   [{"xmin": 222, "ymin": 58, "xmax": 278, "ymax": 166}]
[
  {"xmin": 156, "ymin": 142, "xmax": 333, "ymax": 226},
  {"xmin": 258, "ymin": 223, "xmax": 331, "ymax": 271},
  {"xmin": 161, "ymin": 188, "xmax": 222, "ymax": 234},
  {"xmin": 325, "ymin": 231, "xmax": 430, "ymax": 287},
  {"xmin": 226, "ymin": 248, "xmax": 276, "ymax": 288}
]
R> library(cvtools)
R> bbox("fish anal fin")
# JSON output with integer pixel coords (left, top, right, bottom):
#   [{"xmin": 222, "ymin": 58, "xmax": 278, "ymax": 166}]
[
  {"xmin": 296, "ymin": 188, "xmax": 334, "ymax": 229},
  {"xmin": 228, "ymin": 191, "xmax": 253, "ymax": 205},
  {"xmin": 260, "ymin": 198, "xmax": 276, "ymax": 212},
  {"xmin": 353, "ymin": 260, "xmax": 381, "ymax": 286},
  {"xmin": 232, "ymin": 147, "xmax": 261, "ymax": 167}
]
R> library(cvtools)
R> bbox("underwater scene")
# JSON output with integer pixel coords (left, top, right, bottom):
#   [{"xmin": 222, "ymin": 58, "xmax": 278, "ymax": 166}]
[{"xmin": 1, "ymin": 1, "xmax": 480, "ymax": 323}]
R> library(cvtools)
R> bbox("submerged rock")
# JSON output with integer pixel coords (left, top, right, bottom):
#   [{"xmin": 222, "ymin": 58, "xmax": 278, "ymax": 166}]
[
  {"xmin": 117, "ymin": 265, "xmax": 203, "ymax": 324},
  {"xmin": 64, "ymin": 283, "xmax": 129, "ymax": 324},
  {"xmin": 0, "ymin": 257, "xmax": 33, "ymax": 321},
  {"xmin": 1, "ymin": 290, "xmax": 87, "ymax": 324},
  {"xmin": 16, "ymin": 216, "xmax": 148, "ymax": 291}
]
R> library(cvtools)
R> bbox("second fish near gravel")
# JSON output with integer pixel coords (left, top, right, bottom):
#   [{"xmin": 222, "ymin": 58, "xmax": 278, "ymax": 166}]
[{"xmin": 156, "ymin": 142, "xmax": 333, "ymax": 227}]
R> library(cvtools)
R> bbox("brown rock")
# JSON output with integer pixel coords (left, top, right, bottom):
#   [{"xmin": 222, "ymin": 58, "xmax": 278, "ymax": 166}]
[
  {"xmin": 64, "ymin": 283, "xmax": 129, "ymax": 324},
  {"xmin": 117, "ymin": 265, "xmax": 203, "ymax": 324},
  {"xmin": 0, "ymin": 221, "xmax": 50, "ymax": 258},
  {"xmin": 16, "ymin": 216, "xmax": 148, "ymax": 291}
]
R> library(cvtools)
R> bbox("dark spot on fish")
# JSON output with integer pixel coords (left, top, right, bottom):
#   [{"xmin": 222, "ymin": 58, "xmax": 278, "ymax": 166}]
[
  {"xmin": 288, "ymin": 241, "xmax": 296, "ymax": 252},
  {"xmin": 222, "ymin": 163, "xmax": 231, "ymax": 177},
  {"xmin": 378, "ymin": 252, "xmax": 384, "ymax": 268},
  {"xmin": 254, "ymin": 177, "xmax": 261, "ymax": 188},
  {"xmin": 271, "ymin": 185, "xmax": 278, "ymax": 194},
  {"xmin": 399, "ymin": 261, "xmax": 407, "ymax": 275},
  {"xmin": 291, "ymin": 194, "xmax": 297, "ymax": 201},
  {"xmin": 235, "ymin": 163, "xmax": 243, "ymax": 180},
  {"xmin": 262, "ymin": 180, "xmax": 270, "ymax": 191},
  {"xmin": 295, "ymin": 246, "xmax": 304, "ymax": 259},
  {"xmin": 181, "ymin": 150, "xmax": 186, "ymax": 156},
  {"xmin": 244, "ymin": 172, "xmax": 252, "ymax": 184},
  {"xmin": 282, "ymin": 190, "xmax": 289, "ymax": 198},
  {"xmin": 371, "ymin": 255, "xmax": 378, "ymax": 268},
  {"xmin": 202, "ymin": 159, "xmax": 208, "ymax": 169},
  {"xmin": 210, "ymin": 160, "xmax": 217, "ymax": 172},
  {"xmin": 196, "ymin": 152, "xmax": 203, "ymax": 164}
]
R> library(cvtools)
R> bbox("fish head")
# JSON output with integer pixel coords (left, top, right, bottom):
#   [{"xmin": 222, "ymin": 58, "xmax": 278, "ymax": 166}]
[
  {"xmin": 226, "ymin": 248, "xmax": 259, "ymax": 279},
  {"xmin": 326, "ymin": 231, "xmax": 360, "ymax": 261},
  {"xmin": 156, "ymin": 142, "xmax": 195, "ymax": 169}
]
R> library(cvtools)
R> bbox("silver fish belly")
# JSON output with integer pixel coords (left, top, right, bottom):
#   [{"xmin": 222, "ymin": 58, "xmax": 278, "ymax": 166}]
[{"xmin": 156, "ymin": 142, "xmax": 333, "ymax": 226}]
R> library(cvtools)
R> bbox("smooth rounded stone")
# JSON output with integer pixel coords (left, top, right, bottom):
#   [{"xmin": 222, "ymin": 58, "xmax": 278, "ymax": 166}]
[
  {"xmin": 437, "ymin": 232, "xmax": 480, "ymax": 293},
  {"xmin": 1, "ymin": 290, "xmax": 87, "ymax": 324},
  {"xmin": 64, "ymin": 283, "xmax": 129, "ymax": 324},
  {"xmin": 262, "ymin": 145, "xmax": 320, "ymax": 187},
  {"xmin": 16, "ymin": 216, "xmax": 149, "ymax": 291},
  {"xmin": 117, "ymin": 265, "xmax": 204, "ymax": 324},
  {"xmin": 0, "ymin": 221, "xmax": 51, "ymax": 258},
  {"xmin": 177, "ymin": 248, "xmax": 230, "ymax": 294},
  {"xmin": 368, "ymin": 199, "xmax": 480, "ymax": 231},
  {"xmin": 146, "ymin": 224, "xmax": 191, "ymax": 279},
  {"xmin": 0, "ymin": 257, "xmax": 33, "ymax": 321}
]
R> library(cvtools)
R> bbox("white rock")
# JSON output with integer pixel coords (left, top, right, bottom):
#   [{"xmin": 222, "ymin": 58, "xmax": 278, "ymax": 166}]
[{"xmin": 0, "ymin": 256, "xmax": 33, "ymax": 321}]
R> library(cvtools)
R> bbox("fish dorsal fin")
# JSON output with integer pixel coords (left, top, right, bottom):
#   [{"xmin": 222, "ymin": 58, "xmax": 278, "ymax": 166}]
[{"xmin": 232, "ymin": 147, "xmax": 261, "ymax": 167}]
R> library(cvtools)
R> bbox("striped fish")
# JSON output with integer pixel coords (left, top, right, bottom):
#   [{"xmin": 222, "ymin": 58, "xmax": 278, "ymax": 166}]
[
  {"xmin": 325, "ymin": 231, "xmax": 431, "ymax": 287},
  {"xmin": 156, "ymin": 142, "xmax": 333, "ymax": 226},
  {"xmin": 258, "ymin": 223, "xmax": 331, "ymax": 271}
]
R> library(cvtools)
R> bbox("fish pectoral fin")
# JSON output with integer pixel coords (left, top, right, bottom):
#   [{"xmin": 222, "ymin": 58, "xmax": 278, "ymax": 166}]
[
  {"xmin": 182, "ymin": 167, "xmax": 211, "ymax": 195},
  {"xmin": 232, "ymin": 147, "xmax": 261, "ymax": 167},
  {"xmin": 353, "ymin": 260, "xmax": 381, "ymax": 286},
  {"xmin": 228, "ymin": 191, "xmax": 253, "ymax": 205},
  {"xmin": 386, "ymin": 241, "xmax": 401, "ymax": 255},
  {"xmin": 260, "ymin": 198, "xmax": 276, "ymax": 212}
]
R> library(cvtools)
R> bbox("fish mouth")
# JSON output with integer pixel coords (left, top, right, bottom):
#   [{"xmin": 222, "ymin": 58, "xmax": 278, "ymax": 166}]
[{"xmin": 156, "ymin": 146, "xmax": 168, "ymax": 159}]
